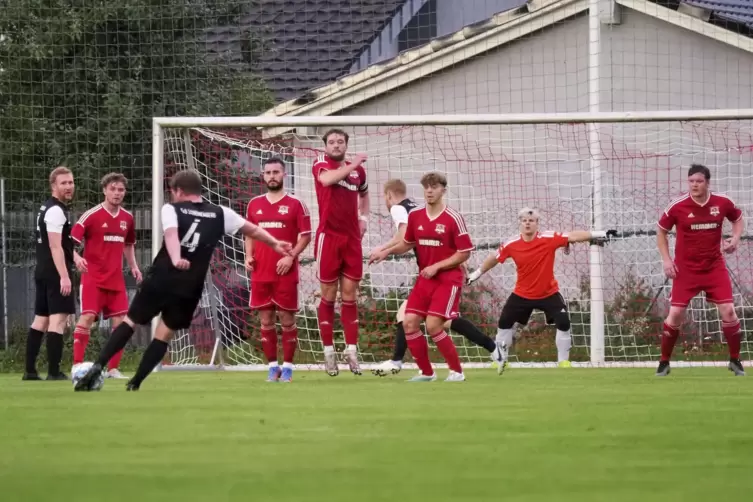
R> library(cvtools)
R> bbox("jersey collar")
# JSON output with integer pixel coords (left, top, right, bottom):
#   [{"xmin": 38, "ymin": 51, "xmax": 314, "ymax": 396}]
[
  {"xmin": 690, "ymin": 192, "xmax": 712, "ymax": 207},
  {"xmin": 265, "ymin": 192, "xmax": 288, "ymax": 204}
]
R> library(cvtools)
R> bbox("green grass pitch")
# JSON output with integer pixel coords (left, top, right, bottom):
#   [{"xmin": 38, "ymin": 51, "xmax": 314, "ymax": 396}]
[{"xmin": 1, "ymin": 368, "xmax": 751, "ymax": 502}]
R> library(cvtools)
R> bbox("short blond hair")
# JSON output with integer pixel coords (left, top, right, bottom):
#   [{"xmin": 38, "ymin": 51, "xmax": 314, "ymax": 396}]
[
  {"xmin": 101, "ymin": 172, "xmax": 128, "ymax": 189},
  {"xmin": 383, "ymin": 179, "xmax": 407, "ymax": 196},
  {"xmin": 49, "ymin": 166, "xmax": 72, "ymax": 186},
  {"xmin": 420, "ymin": 172, "xmax": 447, "ymax": 188},
  {"xmin": 518, "ymin": 207, "xmax": 540, "ymax": 220}
]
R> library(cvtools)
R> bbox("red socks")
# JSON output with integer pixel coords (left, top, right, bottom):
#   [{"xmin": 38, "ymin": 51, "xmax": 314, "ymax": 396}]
[
  {"xmin": 340, "ymin": 300, "xmax": 359, "ymax": 346},
  {"xmin": 431, "ymin": 330, "xmax": 463, "ymax": 374},
  {"xmin": 660, "ymin": 322, "xmax": 680, "ymax": 362},
  {"xmin": 108, "ymin": 349, "xmax": 124, "ymax": 370},
  {"xmin": 405, "ymin": 331, "xmax": 433, "ymax": 376},
  {"xmin": 261, "ymin": 327, "xmax": 278, "ymax": 363},
  {"xmin": 73, "ymin": 326, "xmax": 90, "ymax": 364},
  {"xmin": 317, "ymin": 299, "xmax": 335, "ymax": 347},
  {"xmin": 282, "ymin": 326, "xmax": 298, "ymax": 363},
  {"xmin": 723, "ymin": 320, "xmax": 741, "ymax": 359}
]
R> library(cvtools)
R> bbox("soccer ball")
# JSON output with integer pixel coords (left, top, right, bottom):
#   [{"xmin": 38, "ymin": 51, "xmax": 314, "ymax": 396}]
[{"xmin": 71, "ymin": 362, "xmax": 105, "ymax": 391}]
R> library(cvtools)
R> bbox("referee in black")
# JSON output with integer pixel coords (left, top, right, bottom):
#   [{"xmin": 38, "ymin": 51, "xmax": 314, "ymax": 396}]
[{"xmin": 24, "ymin": 166, "xmax": 77, "ymax": 380}]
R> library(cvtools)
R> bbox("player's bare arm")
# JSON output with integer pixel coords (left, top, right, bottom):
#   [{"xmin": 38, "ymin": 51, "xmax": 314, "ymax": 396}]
[
  {"xmin": 371, "ymin": 223, "xmax": 407, "ymax": 260},
  {"xmin": 243, "ymin": 235, "xmax": 255, "ymax": 272},
  {"xmin": 48, "ymin": 231, "xmax": 72, "ymax": 295},
  {"xmin": 358, "ymin": 190, "xmax": 370, "ymax": 239},
  {"xmin": 723, "ymin": 215, "xmax": 744, "ymax": 254},
  {"xmin": 124, "ymin": 244, "xmax": 142, "ymax": 282},
  {"xmin": 163, "ymin": 227, "xmax": 190, "ymax": 270},
  {"xmin": 420, "ymin": 250, "xmax": 471, "ymax": 279},
  {"xmin": 73, "ymin": 249, "xmax": 88, "ymax": 273},
  {"xmin": 277, "ymin": 232, "xmax": 312, "ymax": 276},
  {"xmin": 239, "ymin": 221, "xmax": 293, "ymax": 257},
  {"xmin": 369, "ymin": 239, "xmax": 415, "ymax": 265},
  {"xmin": 317, "ymin": 153, "xmax": 367, "ymax": 187},
  {"xmin": 656, "ymin": 227, "xmax": 677, "ymax": 279},
  {"xmin": 567, "ymin": 229, "xmax": 617, "ymax": 244},
  {"xmin": 467, "ymin": 252, "xmax": 501, "ymax": 284}
]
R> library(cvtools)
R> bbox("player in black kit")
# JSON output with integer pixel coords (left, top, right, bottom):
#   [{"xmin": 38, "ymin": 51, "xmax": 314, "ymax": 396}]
[
  {"xmin": 24, "ymin": 166, "xmax": 81, "ymax": 380},
  {"xmin": 75, "ymin": 169, "xmax": 293, "ymax": 391}
]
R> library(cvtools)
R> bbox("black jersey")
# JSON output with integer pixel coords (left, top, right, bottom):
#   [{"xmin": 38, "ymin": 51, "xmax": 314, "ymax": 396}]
[
  {"xmin": 150, "ymin": 201, "xmax": 245, "ymax": 297},
  {"xmin": 398, "ymin": 198, "xmax": 419, "ymax": 215},
  {"xmin": 34, "ymin": 197, "xmax": 74, "ymax": 281}
]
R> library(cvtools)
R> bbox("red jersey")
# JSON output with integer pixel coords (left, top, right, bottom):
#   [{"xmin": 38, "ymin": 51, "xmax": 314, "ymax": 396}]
[
  {"xmin": 403, "ymin": 206, "xmax": 474, "ymax": 285},
  {"xmin": 496, "ymin": 231, "xmax": 569, "ymax": 299},
  {"xmin": 312, "ymin": 154, "xmax": 368, "ymax": 240},
  {"xmin": 657, "ymin": 192, "xmax": 742, "ymax": 272},
  {"xmin": 246, "ymin": 193, "xmax": 311, "ymax": 283},
  {"xmin": 70, "ymin": 204, "xmax": 136, "ymax": 291}
]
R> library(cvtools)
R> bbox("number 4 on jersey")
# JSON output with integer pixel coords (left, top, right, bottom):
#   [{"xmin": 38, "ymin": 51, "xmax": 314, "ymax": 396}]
[{"xmin": 180, "ymin": 220, "xmax": 201, "ymax": 252}]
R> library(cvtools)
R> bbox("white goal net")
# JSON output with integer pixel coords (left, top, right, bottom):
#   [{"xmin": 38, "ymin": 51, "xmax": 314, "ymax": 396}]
[{"xmin": 154, "ymin": 114, "xmax": 753, "ymax": 370}]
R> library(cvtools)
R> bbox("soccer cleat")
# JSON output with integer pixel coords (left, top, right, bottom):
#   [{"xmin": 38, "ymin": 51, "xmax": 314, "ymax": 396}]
[
  {"xmin": 491, "ymin": 342, "xmax": 508, "ymax": 375},
  {"xmin": 728, "ymin": 359, "xmax": 746, "ymax": 376},
  {"xmin": 126, "ymin": 380, "xmax": 140, "ymax": 391},
  {"xmin": 408, "ymin": 373, "xmax": 437, "ymax": 382},
  {"xmin": 74, "ymin": 362, "xmax": 104, "ymax": 391},
  {"xmin": 107, "ymin": 368, "xmax": 129, "ymax": 380},
  {"xmin": 46, "ymin": 372, "xmax": 68, "ymax": 381},
  {"xmin": 280, "ymin": 367, "xmax": 293, "ymax": 383},
  {"xmin": 655, "ymin": 360, "xmax": 671, "ymax": 377},
  {"xmin": 343, "ymin": 348, "xmax": 362, "ymax": 375},
  {"xmin": 22, "ymin": 372, "xmax": 42, "ymax": 381},
  {"xmin": 371, "ymin": 360, "xmax": 402, "ymax": 377},
  {"xmin": 324, "ymin": 351, "xmax": 339, "ymax": 377},
  {"xmin": 266, "ymin": 366, "xmax": 282, "ymax": 382},
  {"xmin": 445, "ymin": 371, "xmax": 466, "ymax": 382},
  {"xmin": 558, "ymin": 360, "xmax": 572, "ymax": 368}
]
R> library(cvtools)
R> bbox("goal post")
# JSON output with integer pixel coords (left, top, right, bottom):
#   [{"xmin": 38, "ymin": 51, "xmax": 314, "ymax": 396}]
[{"xmin": 152, "ymin": 110, "xmax": 753, "ymax": 371}]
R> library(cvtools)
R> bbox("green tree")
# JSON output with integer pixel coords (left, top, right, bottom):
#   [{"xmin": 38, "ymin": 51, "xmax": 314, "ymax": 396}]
[{"xmin": 0, "ymin": 0, "xmax": 272, "ymax": 208}]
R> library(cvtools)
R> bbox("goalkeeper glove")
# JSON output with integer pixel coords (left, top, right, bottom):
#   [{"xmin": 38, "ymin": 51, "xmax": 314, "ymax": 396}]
[
  {"xmin": 590, "ymin": 229, "xmax": 618, "ymax": 245},
  {"xmin": 467, "ymin": 268, "xmax": 482, "ymax": 285}
]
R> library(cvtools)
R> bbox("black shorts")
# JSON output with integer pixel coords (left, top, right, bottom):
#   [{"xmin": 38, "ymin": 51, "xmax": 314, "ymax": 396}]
[
  {"xmin": 127, "ymin": 276, "xmax": 202, "ymax": 331},
  {"xmin": 500, "ymin": 292, "xmax": 568, "ymax": 326},
  {"xmin": 34, "ymin": 278, "xmax": 76, "ymax": 317}
]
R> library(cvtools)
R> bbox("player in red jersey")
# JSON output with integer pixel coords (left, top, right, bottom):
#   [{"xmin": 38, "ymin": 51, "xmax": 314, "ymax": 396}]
[
  {"xmin": 70, "ymin": 173, "xmax": 142, "ymax": 379},
  {"xmin": 467, "ymin": 208, "xmax": 615, "ymax": 372},
  {"xmin": 370, "ymin": 172, "xmax": 473, "ymax": 381},
  {"xmin": 656, "ymin": 164, "xmax": 745, "ymax": 377},
  {"xmin": 245, "ymin": 157, "xmax": 312, "ymax": 383},
  {"xmin": 312, "ymin": 128, "xmax": 369, "ymax": 376}
]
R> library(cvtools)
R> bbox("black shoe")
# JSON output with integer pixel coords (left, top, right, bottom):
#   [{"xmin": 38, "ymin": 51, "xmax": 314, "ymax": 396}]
[
  {"xmin": 126, "ymin": 380, "xmax": 140, "ymax": 391},
  {"xmin": 46, "ymin": 372, "xmax": 68, "ymax": 381},
  {"xmin": 728, "ymin": 359, "xmax": 746, "ymax": 376},
  {"xmin": 22, "ymin": 372, "xmax": 42, "ymax": 381},
  {"xmin": 74, "ymin": 363, "xmax": 103, "ymax": 392},
  {"xmin": 656, "ymin": 360, "xmax": 671, "ymax": 377}
]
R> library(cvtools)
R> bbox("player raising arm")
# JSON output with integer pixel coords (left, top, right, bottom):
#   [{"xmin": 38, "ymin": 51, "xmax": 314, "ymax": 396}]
[
  {"xmin": 370, "ymin": 172, "xmax": 472, "ymax": 382},
  {"xmin": 312, "ymin": 128, "xmax": 370, "ymax": 376},
  {"xmin": 245, "ymin": 157, "xmax": 312, "ymax": 383},
  {"xmin": 71, "ymin": 173, "xmax": 142, "ymax": 380},
  {"xmin": 467, "ymin": 208, "xmax": 615, "ymax": 372},
  {"xmin": 369, "ymin": 179, "xmax": 504, "ymax": 377},
  {"xmin": 655, "ymin": 164, "xmax": 745, "ymax": 377},
  {"xmin": 74, "ymin": 169, "xmax": 292, "ymax": 391}
]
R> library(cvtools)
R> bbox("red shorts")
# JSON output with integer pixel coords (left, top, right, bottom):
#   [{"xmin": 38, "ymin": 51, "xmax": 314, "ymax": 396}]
[
  {"xmin": 670, "ymin": 264, "xmax": 734, "ymax": 307},
  {"xmin": 405, "ymin": 276, "xmax": 462, "ymax": 321},
  {"xmin": 314, "ymin": 231, "xmax": 363, "ymax": 283},
  {"xmin": 80, "ymin": 281, "xmax": 129, "ymax": 319},
  {"xmin": 250, "ymin": 280, "xmax": 299, "ymax": 312}
]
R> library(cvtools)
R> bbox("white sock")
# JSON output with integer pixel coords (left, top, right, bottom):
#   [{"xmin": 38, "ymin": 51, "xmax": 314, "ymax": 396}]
[
  {"xmin": 282, "ymin": 362, "xmax": 294, "ymax": 369},
  {"xmin": 556, "ymin": 329, "xmax": 572, "ymax": 362},
  {"xmin": 323, "ymin": 346, "xmax": 335, "ymax": 354},
  {"xmin": 346, "ymin": 344, "xmax": 357, "ymax": 352},
  {"xmin": 268, "ymin": 361, "xmax": 279, "ymax": 368},
  {"xmin": 496, "ymin": 327, "xmax": 514, "ymax": 348}
]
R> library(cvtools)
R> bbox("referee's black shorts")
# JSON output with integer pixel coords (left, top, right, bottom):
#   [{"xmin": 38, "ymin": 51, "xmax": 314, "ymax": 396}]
[
  {"xmin": 499, "ymin": 292, "xmax": 568, "ymax": 326},
  {"xmin": 34, "ymin": 278, "xmax": 75, "ymax": 317}
]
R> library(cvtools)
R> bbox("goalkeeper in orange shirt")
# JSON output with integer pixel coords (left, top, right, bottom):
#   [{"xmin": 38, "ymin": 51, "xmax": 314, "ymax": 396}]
[{"xmin": 467, "ymin": 208, "xmax": 616, "ymax": 372}]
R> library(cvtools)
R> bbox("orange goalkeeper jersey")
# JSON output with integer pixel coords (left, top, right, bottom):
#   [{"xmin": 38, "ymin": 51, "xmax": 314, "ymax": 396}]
[{"xmin": 496, "ymin": 231, "xmax": 570, "ymax": 299}]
